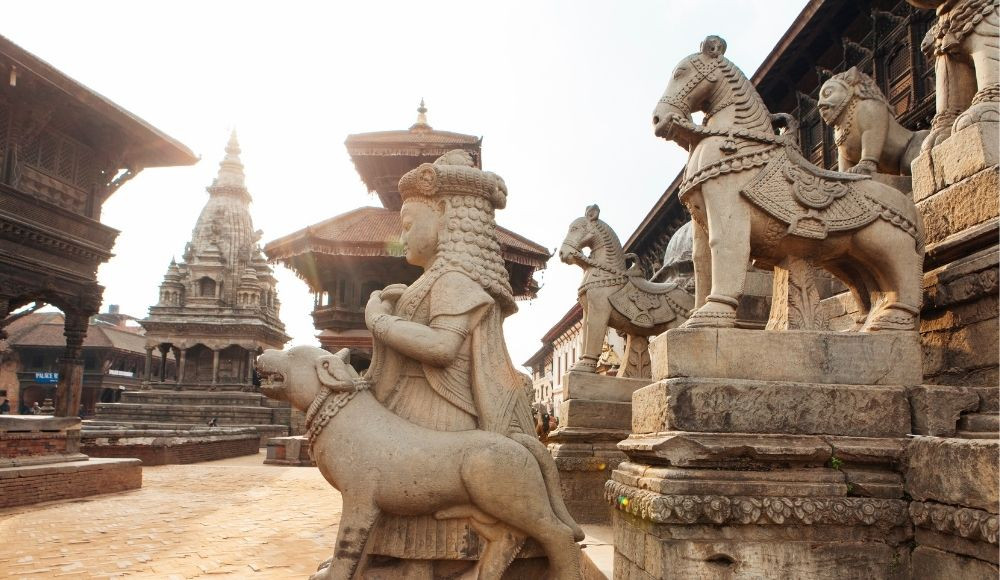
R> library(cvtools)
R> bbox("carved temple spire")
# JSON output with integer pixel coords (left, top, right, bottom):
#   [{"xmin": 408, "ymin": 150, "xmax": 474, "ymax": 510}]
[
  {"xmin": 409, "ymin": 98, "xmax": 432, "ymax": 132},
  {"xmin": 210, "ymin": 129, "xmax": 248, "ymax": 195}
]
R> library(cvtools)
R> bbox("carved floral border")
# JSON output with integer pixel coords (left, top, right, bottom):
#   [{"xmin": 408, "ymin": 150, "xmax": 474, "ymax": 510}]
[
  {"xmin": 605, "ymin": 480, "xmax": 909, "ymax": 528},
  {"xmin": 910, "ymin": 501, "xmax": 999, "ymax": 545}
]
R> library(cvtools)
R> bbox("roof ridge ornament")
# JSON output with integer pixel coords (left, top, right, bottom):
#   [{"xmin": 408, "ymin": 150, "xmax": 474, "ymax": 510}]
[{"xmin": 409, "ymin": 98, "xmax": 432, "ymax": 132}]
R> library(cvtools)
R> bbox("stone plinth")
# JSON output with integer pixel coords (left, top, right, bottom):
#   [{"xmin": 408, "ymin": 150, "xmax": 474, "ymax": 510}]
[
  {"xmin": 611, "ymin": 328, "xmax": 914, "ymax": 578},
  {"xmin": 264, "ymin": 435, "xmax": 314, "ymax": 466},
  {"xmin": 649, "ymin": 328, "xmax": 922, "ymax": 385},
  {"xmin": 81, "ymin": 426, "xmax": 260, "ymax": 465},
  {"xmin": 94, "ymin": 390, "xmax": 288, "ymax": 447},
  {"xmin": 549, "ymin": 372, "xmax": 651, "ymax": 524},
  {"xmin": 0, "ymin": 416, "xmax": 141, "ymax": 508}
]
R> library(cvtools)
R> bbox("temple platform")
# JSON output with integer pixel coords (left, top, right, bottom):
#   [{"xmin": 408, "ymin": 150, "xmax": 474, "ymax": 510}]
[
  {"xmin": 81, "ymin": 426, "xmax": 261, "ymax": 466},
  {"xmin": 0, "ymin": 416, "xmax": 141, "ymax": 508}
]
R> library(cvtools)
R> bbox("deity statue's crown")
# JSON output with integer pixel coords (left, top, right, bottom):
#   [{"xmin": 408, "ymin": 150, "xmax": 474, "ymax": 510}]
[{"xmin": 398, "ymin": 149, "xmax": 507, "ymax": 209}]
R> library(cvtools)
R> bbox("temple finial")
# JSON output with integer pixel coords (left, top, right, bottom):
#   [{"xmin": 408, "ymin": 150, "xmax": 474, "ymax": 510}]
[
  {"xmin": 214, "ymin": 129, "xmax": 246, "ymax": 189},
  {"xmin": 410, "ymin": 98, "xmax": 431, "ymax": 131}
]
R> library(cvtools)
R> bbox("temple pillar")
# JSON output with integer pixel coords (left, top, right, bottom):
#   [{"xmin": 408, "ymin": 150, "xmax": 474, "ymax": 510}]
[
  {"xmin": 211, "ymin": 348, "xmax": 221, "ymax": 390},
  {"xmin": 245, "ymin": 348, "xmax": 255, "ymax": 388},
  {"xmin": 157, "ymin": 344, "xmax": 170, "ymax": 383},
  {"xmin": 54, "ymin": 311, "xmax": 88, "ymax": 417},
  {"xmin": 174, "ymin": 347, "xmax": 186, "ymax": 390},
  {"xmin": 142, "ymin": 346, "xmax": 153, "ymax": 388}
]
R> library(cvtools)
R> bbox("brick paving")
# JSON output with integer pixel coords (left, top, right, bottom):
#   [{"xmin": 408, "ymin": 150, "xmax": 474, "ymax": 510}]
[{"xmin": 0, "ymin": 452, "xmax": 342, "ymax": 579}]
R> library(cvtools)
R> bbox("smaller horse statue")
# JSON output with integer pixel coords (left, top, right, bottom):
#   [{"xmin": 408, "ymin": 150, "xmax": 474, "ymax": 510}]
[
  {"xmin": 652, "ymin": 35, "xmax": 924, "ymax": 331},
  {"xmin": 559, "ymin": 205, "xmax": 693, "ymax": 378}
]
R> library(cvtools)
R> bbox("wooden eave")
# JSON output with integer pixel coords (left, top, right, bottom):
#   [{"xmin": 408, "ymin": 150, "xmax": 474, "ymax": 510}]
[{"xmin": 0, "ymin": 34, "xmax": 197, "ymax": 168}]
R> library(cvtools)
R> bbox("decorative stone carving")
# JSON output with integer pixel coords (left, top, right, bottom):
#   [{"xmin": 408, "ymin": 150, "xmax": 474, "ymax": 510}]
[
  {"xmin": 260, "ymin": 150, "xmax": 582, "ymax": 579},
  {"xmin": 559, "ymin": 205, "xmax": 692, "ymax": 377},
  {"xmin": 817, "ymin": 66, "xmax": 929, "ymax": 175},
  {"xmin": 604, "ymin": 480, "xmax": 910, "ymax": 528},
  {"xmin": 910, "ymin": 501, "xmax": 1000, "ymax": 545},
  {"xmin": 651, "ymin": 35, "xmax": 925, "ymax": 331},
  {"xmin": 908, "ymin": 0, "xmax": 999, "ymax": 150}
]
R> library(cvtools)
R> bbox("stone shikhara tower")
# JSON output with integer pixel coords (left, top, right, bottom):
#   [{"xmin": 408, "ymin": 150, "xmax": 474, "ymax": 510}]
[{"xmin": 141, "ymin": 132, "xmax": 290, "ymax": 391}]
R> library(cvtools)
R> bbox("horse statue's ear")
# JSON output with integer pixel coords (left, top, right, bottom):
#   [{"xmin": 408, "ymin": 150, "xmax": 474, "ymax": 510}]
[
  {"xmin": 585, "ymin": 205, "xmax": 601, "ymax": 221},
  {"xmin": 845, "ymin": 66, "xmax": 860, "ymax": 85},
  {"xmin": 700, "ymin": 35, "xmax": 727, "ymax": 59}
]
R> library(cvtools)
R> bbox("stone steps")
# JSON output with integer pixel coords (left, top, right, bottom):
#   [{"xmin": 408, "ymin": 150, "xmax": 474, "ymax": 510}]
[
  {"xmin": 95, "ymin": 402, "xmax": 273, "ymax": 424},
  {"xmin": 119, "ymin": 391, "xmax": 267, "ymax": 407}
]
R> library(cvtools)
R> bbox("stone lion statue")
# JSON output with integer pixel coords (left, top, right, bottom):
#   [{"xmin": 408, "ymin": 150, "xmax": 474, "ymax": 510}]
[
  {"xmin": 818, "ymin": 66, "xmax": 929, "ymax": 176},
  {"xmin": 907, "ymin": 0, "xmax": 999, "ymax": 149},
  {"xmin": 257, "ymin": 345, "xmax": 583, "ymax": 579}
]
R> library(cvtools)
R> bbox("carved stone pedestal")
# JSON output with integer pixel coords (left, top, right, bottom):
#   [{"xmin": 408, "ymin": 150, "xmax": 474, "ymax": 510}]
[
  {"xmin": 608, "ymin": 328, "xmax": 918, "ymax": 579},
  {"xmin": 549, "ymin": 372, "xmax": 651, "ymax": 524}
]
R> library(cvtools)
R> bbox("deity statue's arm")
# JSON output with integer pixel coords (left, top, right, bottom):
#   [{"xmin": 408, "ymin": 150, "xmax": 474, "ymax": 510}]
[{"xmin": 369, "ymin": 310, "xmax": 486, "ymax": 368}]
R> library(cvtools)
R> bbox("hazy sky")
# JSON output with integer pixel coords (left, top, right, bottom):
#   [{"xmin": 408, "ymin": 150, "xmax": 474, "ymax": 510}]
[{"xmin": 6, "ymin": 1, "xmax": 806, "ymax": 367}]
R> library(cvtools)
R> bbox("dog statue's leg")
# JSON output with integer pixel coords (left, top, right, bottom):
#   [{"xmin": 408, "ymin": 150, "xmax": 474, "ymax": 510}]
[{"xmin": 312, "ymin": 497, "xmax": 381, "ymax": 580}]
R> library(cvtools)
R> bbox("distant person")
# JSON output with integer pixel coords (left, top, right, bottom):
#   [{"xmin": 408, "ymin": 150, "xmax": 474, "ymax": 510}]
[
  {"xmin": 207, "ymin": 417, "xmax": 219, "ymax": 427},
  {"xmin": 30, "ymin": 401, "xmax": 41, "ymax": 415},
  {"xmin": 0, "ymin": 397, "xmax": 9, "ymax": 414}
]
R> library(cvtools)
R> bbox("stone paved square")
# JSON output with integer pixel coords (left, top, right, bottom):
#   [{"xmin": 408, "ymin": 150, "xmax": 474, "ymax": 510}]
[{"xmin": 0, "ymin": 453, "xmax": 342, "ymax": 579}]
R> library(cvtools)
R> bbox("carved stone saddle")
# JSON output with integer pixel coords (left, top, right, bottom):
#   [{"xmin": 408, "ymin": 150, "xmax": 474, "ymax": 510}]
[
  {"xmin": 609, "ymin": 275, "xmax": 694, "ymax": 330},
  {"xmin": 740, "ymin": 146, "xmax": 883, "ymax": 240}
]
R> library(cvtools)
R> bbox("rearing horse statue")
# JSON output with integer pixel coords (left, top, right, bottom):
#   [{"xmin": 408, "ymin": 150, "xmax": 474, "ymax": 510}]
[
  {"xmin": 559, "ymin": 205, "xmax": 693, "ymax": 377},
  {"xmin": 652, "ymin": 35, "xmax": 924, "ymax": 331}
]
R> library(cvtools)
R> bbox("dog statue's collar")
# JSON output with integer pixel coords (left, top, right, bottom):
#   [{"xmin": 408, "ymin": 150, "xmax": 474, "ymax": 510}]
[{"xmin": 304, "ymin": 379, "xmax": 370, "ymax": 445}]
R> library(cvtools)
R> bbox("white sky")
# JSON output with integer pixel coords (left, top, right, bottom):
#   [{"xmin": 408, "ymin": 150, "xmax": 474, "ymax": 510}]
[{"xmin": 5, "ymin": 1, "xmax": 805, "ymax": 367}]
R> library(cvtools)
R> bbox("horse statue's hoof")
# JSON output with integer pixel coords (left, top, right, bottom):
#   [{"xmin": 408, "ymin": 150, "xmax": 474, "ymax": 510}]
[
  {"xmin": 569, "ymin": 358, "xmax": 598, "ymax": 373},
  {"xmin": 680, "ymin": 308, "xmax": 737, "ymax": 329},
  {"xmin": 862, "ymin": 308, "xmax": 917, "ymax": 332}
]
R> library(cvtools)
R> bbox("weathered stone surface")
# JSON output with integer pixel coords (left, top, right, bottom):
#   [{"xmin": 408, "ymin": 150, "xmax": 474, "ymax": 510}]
[
  {"xmin": 959, "ymin": 413, "xmax": 1000, "ymax": 435},
  {"xmin": 910, "ymin": 501, "xmax": 999, "ymax": 548},
  {"xmin": 908, "ymin": 385, "xmax": 981, "ymax": 436},
  {"xmin": 615, "ymin": 462, "xmax": 850, "ymax": 497},
  {"xmin": 913, "ymin": 123, "xmax": 1000, "ymax": 201},
  {"xmin": 915, "ymin": 528, "xmax": 999, "ymax": 566},
  {"xmin": 547, "ymin": 426, "xmax": 630, "ymax": 444},
  {"xmin": 0, "ymin": 415, "xmax": 81, "ymax": 432},
  {"xmin": 911, "ymin": 546, "xmax": 998, "ymax": 580},
  {"xmin": 917, "ymin": 167, "xmax": 999, "ymax": 245},
  {"xmin": 650, "ymin": 328, "xmax": 922, "ymax": 385},
  {"xmin": 905, "ymin": 437, "xmax": 1000, "ymax": 513},
  {"xmin": 618, "ymin": 432, "xmax": 832, "ymax": 467},
  {"xmin": 825, "ymin": 436, "xmax": 907, "ymax": 465},
  {"xmin": 561, "ymin": 372, "xmax": 652, "ymax": 403},
  {"xmin": 559, "ymin": 398, "xmax": 632, "ymax": 431},
  {"xmin": 632, "ymin": 377, "xmax": 910, "ymax": 437}
]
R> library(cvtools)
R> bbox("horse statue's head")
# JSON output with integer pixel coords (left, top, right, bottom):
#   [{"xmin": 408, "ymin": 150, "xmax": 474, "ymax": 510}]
[
  {"xmin": 558, "ymin": 205, "xmax": 626, "ymax": 272},
  {"xmin": 652, "ymin": 35, "xmax": 730, "ymax": 147}
]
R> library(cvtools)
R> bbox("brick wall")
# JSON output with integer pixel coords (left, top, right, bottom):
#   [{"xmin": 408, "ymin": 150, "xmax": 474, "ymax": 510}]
[
  {"xmin": 0, "ymin": 459, "xmax": 141, "ymax": 508},
  {"xmin": 0, "ymin": 431, "xmax": 73, "ymax": 457}
]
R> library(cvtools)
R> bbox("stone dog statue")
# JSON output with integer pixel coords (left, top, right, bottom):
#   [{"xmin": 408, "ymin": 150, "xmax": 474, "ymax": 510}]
[
  {"xmin": 257, "ymin": 345, "xmax": 583, "ymax": 580},
  {"xmin": 907, "ymin": 0, "xmax": 999, "ymax": 150},
  {"xmin": 818, "ymin": 66, "xmax": 929, "ymax": 176}
]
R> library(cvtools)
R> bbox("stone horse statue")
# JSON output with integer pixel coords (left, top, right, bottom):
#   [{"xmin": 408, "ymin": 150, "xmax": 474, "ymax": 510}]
[
  {"xmin": 559, "ymin": 205, "xmax": 693, "ymax": 377},
  {"xmin": 652, "ymin": 35, "xmax": 924, "ymax": 331}
]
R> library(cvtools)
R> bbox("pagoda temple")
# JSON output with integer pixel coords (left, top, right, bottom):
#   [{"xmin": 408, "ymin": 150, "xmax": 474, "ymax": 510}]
[
  {"xmin": 91, "ymin": 133, "xmax": 293, "ymax": 445},
  {"xmin": 265, "ymin": 103, "xmax": 549, "ymax": 367}
]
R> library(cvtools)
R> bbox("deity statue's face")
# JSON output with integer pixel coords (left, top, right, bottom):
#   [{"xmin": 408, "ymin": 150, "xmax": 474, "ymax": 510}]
[
  {"xmin": 817, "ymin": 79, "xmax": 850, "ymax": 125},
  {"xmin": 400, "ymin": 200, "xmax": 440, "ymax": 269}
]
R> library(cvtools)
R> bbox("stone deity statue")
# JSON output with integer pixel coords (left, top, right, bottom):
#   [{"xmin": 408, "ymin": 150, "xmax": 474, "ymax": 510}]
[{"xmin": 259, "ymin": 150, "xmax": 583, "ymax": 580}]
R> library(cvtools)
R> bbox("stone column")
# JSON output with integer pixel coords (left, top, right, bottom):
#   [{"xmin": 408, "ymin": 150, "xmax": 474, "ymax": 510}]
[
  {"xmin": 245, "ymin": 348, "xmax": 255, "ymax": 388},
  {"xmin": 142, "ymin": 346, "xmax": 153, "ymax": 388},
  {"xmin": 175, "ymin": 347, "xmax": 186, "ymax": 391},
  {"xmin": 157, "ymin": 344, "xmax": 170, "ymax": 383},
  {"xmin": 54, "ymin": 311, "xmax": 88, "ymax": 417},
  {"xmin": 211, "ymin": 348, "xmax": 221, "ymax": 390}
]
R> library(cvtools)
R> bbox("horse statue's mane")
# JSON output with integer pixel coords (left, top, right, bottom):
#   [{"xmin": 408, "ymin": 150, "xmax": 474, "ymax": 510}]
[{"xmin": 706, "ymin": 53, "xmax": 773, "ymax": 133}]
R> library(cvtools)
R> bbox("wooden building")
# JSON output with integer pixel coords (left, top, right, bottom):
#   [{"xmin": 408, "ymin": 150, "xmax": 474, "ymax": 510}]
[{"xmin": 0, "ymin": 34, "xmax": 196, "ymax": 416}]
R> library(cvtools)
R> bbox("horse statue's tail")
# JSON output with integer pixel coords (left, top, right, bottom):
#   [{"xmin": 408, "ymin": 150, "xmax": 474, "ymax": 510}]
[{"xmin": 510, "ymin": 432, "xmax": 586, "ymax": 542}]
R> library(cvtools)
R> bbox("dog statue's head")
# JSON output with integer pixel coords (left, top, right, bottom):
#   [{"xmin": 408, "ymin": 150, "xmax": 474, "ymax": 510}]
[{"xmin": 256, "ymin": 345, "xmax": 361, "ymax": 412}]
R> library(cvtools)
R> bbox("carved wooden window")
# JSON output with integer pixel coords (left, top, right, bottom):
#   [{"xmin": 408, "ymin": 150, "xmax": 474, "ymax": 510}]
[{"xmin": 22, "ymin": 127, "xmax": 97, "ymax": 191}]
